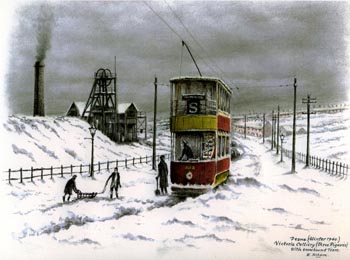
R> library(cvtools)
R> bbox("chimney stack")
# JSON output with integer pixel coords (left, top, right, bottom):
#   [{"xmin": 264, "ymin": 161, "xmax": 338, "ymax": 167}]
[{"xmin": 33, "ymin": 60, "xmax": 45, "ymax": 116}]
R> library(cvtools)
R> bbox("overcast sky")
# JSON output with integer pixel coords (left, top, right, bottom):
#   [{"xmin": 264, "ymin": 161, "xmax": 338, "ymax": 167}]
[{"xmin": 3, "ymin": 0, "xmax": 350, "ymax": 116}]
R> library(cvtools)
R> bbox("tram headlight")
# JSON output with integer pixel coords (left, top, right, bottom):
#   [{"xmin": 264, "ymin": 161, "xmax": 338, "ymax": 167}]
[{"xmin": 186, "ymin": 171, "xmax": 193, "ymax": 180}]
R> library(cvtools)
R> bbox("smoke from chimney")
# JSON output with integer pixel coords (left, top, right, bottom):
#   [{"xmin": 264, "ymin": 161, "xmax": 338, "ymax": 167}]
[
  {"xmin": 33, "ymin": 5, "xmax": 54, "ymax": 116},
  {"xmin": 35, "ymin": 5, "xmax": 54, "ymax": 62}
]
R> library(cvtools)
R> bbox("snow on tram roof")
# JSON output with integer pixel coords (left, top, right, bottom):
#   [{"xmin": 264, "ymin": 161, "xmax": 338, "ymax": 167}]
[{"xmin": 170, "ymin": 76, "xmax": 232, "ymax": 94}]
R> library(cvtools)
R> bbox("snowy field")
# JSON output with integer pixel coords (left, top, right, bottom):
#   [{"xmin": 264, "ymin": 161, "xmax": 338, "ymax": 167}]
[{"xmin": 1, "ymin": 111, "xmax": 350, "ymax": 260}]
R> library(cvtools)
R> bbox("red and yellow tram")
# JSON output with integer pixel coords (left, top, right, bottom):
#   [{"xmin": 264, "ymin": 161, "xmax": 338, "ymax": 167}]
[{"xmin": 169, "ymin": 76, "xmax": 232, "ymax": 195}]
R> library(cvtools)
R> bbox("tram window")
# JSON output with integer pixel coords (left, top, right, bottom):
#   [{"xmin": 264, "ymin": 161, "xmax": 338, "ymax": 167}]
[
  {"xmin": 226, "ymin": 136, "xmax": 230, "ymax": 155},
  {"xmin": 221, "ymin": 136, "xmax": 225, "ymax": 157}
]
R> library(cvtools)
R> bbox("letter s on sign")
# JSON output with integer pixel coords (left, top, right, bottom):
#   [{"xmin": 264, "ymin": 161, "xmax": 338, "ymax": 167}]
[{"xmin": 188, "ymin": 101, "xmax": 199, "ymax": 114}]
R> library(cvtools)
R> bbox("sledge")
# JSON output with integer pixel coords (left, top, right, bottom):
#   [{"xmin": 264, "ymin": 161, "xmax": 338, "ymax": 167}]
[{"xmin": 77, "ymin": 192, "xmax": 98, "ymax": 199}]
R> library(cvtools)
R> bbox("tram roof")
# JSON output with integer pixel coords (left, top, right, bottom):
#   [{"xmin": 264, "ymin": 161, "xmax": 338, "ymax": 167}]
[{"xmin": 170, "ymin": 76, "xmax": 232, "ymax": 94}]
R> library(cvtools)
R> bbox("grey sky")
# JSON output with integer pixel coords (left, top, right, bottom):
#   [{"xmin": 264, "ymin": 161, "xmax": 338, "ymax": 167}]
[{"xmin": 5, "ymin": 1, "xmax": 350, "ymax": 116}]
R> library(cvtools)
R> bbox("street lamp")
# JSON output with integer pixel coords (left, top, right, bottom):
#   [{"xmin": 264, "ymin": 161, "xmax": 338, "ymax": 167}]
[
  {"xmin": 89, "ymin": 124, "xmax": 97, "ymax": 178},
  {"xmin": 280, "ymin": 133, "xmax": 285, "ymax": 162}
]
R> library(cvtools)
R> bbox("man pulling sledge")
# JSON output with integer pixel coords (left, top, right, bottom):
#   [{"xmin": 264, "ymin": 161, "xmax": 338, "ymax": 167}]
[
  {"xmin": 63, "ymin": 175, "xmax": 81, "ymax": 202},
  {"xmin": 103, "ymin": 167, "xmax": 122, "ymax": 199}
]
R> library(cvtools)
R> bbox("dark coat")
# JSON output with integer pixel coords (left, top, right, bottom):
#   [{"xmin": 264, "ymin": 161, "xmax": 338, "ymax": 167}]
[
  {"xmin": 64, "ymin": 177, "xmax": 79, "ymax": 195},
  {"xmin": 106, "ymin": 171, "xmax": 121, "ymax": 189},
  {"xmin": 179, "ymin": 143, "xmax": 194, "ymax": 160},
  {"xmin": 157, "ymin": 159, "xmax": 168, "ymax": 188}
]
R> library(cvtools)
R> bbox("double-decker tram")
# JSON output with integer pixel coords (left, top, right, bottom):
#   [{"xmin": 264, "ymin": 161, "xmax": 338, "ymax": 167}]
[{"xmin": 170, "ymin": 76, "xmax": 232, "ymax": 196}]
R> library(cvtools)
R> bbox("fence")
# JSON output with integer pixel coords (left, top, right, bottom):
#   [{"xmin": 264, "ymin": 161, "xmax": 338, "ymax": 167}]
[
  {"xmin": 279, "ymin": 146, "xmax": 349, "ymax": 176},
  {"xmin": 5, "ymin": 153, "xmax": 171, "ymax": 184}
]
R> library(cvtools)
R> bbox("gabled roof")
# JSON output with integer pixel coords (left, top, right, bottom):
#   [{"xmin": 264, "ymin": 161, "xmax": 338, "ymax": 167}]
[
  {"xmin": 66, "ymin": 101, "xmax": 89, "ymax": 116},
  {"xmin": 118, "ymin": 103, "xmax": 139, "ymax": 113}
]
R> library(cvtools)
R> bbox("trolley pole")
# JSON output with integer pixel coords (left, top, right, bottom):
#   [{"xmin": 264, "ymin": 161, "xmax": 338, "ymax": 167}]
[
  {"xmin": 152, "ymin": 76, "xmax": 158, "ymax": 170},
  {"xmin": 302, "ymin": 94, "xmax": 317, "ymax": 167},
  {"xmin": 291, "ymin": 77, "xmax": 297, "ymax": 173}
]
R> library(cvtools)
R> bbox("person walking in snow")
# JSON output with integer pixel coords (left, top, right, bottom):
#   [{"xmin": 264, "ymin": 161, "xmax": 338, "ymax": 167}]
[
  {"xmin": 157, "ymin": 155, "xmax": 168, "ymax": 195},
  {"xmin": 103, "ymin": 167, "xmax": 122, "ymax": 199},
  {"xmin": 63, "ymin": 175, "xmax": 81, "ymax": 202}
]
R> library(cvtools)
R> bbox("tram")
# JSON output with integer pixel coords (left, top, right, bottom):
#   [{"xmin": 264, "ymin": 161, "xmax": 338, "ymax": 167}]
[{"xmin": 170, "ymin": 76, "xmax": 232, "ymax": 196}]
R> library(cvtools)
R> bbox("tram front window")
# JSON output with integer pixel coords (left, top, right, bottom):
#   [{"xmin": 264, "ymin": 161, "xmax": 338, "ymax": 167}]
[{"xmin": 175, "ymin": 132, "xmax": 216, "ymax": 161}]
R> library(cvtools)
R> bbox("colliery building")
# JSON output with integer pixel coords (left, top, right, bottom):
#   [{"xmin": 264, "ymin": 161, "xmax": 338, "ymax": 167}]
[{"xmin": 66, "ymin": 101, "xmax": 146, "ymax": 142}]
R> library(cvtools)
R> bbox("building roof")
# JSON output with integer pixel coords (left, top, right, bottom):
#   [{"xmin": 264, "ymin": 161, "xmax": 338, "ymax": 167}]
[
  {"xmin": 66, "ymin": 101, "xmax": 89, "ymax": 116},
  {"xmin": 118, "ymin": 103, "xmax": 139, "ymax": 113}
]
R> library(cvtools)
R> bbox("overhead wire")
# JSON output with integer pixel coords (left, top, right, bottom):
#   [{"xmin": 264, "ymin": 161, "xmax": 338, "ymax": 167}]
[
  {"xmin": 144, "ymin": 1, "xmax": 249, "ymax": 105},
  {"xmin": 163, "ymin": 0, "xmax": 243, "ymax": 99}
]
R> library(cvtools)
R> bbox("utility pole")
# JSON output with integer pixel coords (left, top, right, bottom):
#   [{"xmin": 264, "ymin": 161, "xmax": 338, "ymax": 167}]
[
  {"xmin": 291, "ymin": 77, "xmax": 297, "ymax": 173},
  {"xmin": 262, "ymin": 113, "xmax": 265, "ymax": 144},
  {"xmin": 152, "ymin": 77, "xmax": 157, "ymax": 170},
  {"xmin": 302, "ymin": 94, "xmax": 317, "ymax": 167},
  {"xmin": 271, "ymin": 110, "xmax": 274, "ymax": 150},
  {"xmin": 279, "ymin": 77, "xmax": 298, "ymax": 173},
  {"xmin": 276, "ymin": 105, "xmax": 280, "ymax": 155},
  {"xmin": 244, "ymin": 114, "xmax": 247, "ymax": 139}
]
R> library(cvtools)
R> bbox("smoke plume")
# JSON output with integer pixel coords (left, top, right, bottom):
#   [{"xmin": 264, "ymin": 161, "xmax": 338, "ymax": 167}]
[{"xmin": 35, "ymin": 5, "xmax": 54, "ymax": 61}]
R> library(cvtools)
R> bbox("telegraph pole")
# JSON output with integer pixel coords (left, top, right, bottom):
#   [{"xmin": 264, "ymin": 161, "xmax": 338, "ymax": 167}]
[
  {"xmin": 271, "ymin": 110, "xmax": 274, "ymax": 150},
  {"xmin": 244, "ymin": 114, "xmax": 247, "ymax": 139},
  {"xmin": 152, "ymin": 76, "xmax": 157, "ymax": 170},
  {"xmin": 262, "ymin": 113, "xmax": 265, "ymax": 144},
  {"xmin": 276, "ymin": 105, "xmax": 280, "ymax": 155},
  {"xmin": 302, "ymin": 94, "xmax": 317, "ymax": 167},
  {"xmin": 291, "ymin": 77, "xmax": 297, "ymax": 173}
]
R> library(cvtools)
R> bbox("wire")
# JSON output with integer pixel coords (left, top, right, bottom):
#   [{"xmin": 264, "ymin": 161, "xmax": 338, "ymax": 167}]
[
  {"xmin": 143, "ymin": 1, "xmax": 182, "ymax": 40},
  {"xmin": 163, "ymin": 0, "xmax": 240, "ymax": 92}
]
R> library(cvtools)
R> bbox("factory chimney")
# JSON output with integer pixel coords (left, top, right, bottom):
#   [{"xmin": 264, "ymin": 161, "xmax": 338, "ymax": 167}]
[{"xmin": 33, "ymin": 60, "xmax": 45, "ymax": 116}]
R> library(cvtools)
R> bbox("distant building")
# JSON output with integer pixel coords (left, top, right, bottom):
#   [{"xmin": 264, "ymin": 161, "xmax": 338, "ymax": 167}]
[
  {"xmin": 117, "ymin": 103, "xmax": 146, "ymax": 142},
  {"xmin": 66, "ymin": 101, "xmax": 146, "ymax": 142},
  {"xmin": 66, "ymin": 101, "xmax": 88, "ymax": 118},
  {"xmin": 233, "ymin": 120, "xmax": 272, "ymax": 137}
]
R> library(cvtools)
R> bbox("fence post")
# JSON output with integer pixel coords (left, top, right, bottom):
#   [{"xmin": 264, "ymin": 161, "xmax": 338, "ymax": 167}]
[
  {"xmin": 332, "ymin": 161, "xmax": 335, "ymax": 175},
  {"xmin": 8, "ymin": 169, "xmax": 11, "ymax": 184},
  {"xmin": 31, "ymin": 167, "xmax": 33, "ymax": 182},
  {"xmin": 339, "ymin": 163, "xmax": 343, "ymax": 175},
  {"xmin": 322, "ymin": 159, "xmax": 325, "ymax": 170},
  {"xmin": 116, "ymin": 160, "xmax": 118, "ymax": 167},
  {"xmin": 61, "ymin": 165, "xmax": 64, "ymax": 177},
  {"xmin": 107, "ymin": 161, "xmax": 109, "ymax": 171},
  {"xmin": 146, "ymin": 155, "xmax": 148, "ymax": 164},
  {"xmin": 125, "ymin": 158, "xmax": 127, "ymax": 168},
  {"xmin": 98, "ymin": 162, "xmax": 101, "ymax": 172},
  {"xmin": 71, "ymin": 165, "xmax": 73, "ymax": 175},
  {"xmin": 80, "ymin": 164, "xmax": 82, "ymax": 175},
  {"xmin": 133, "ymin": 157, "xmax": 135, "ymax": 166},
  {"xmin": 336, "ymin": 162, "xmax": 339, "ymax": 176},
  {"xmin": 20, "ymin": 168, "xmax": 23, "ymax": 183},
  {"xmin": 41, "ymin": 167, "xmax": 43, "ymax": 180},
  {"xmin": 51, "ymin": 166, "xmax": 53, "ymax": 179},
  {"xmin": 140, "ymin": 156, "xmax": 142, "ymax": 163},
  {"xmin": 325, "ymin": 160, "xmax": 328, "ymax": 172}
]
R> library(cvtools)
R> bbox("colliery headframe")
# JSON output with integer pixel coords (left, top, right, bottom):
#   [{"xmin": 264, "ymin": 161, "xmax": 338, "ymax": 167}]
[{"xmin": 76, "ymin": 67, "xmax": 146, "ymax": 143}]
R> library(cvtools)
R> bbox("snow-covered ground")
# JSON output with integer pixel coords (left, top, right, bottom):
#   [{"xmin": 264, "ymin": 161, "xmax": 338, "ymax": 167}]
[{"xmin": 1, "ymin": 111, "xmax": 350, "ymax": 260}]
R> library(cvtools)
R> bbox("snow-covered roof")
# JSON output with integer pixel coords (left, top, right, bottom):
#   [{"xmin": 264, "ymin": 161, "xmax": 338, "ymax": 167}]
[
  {"xmin": 118, "ymin": 103, "xmax": 139, "ymax": 113},
  {"xmin": 170, "ymin": 76, "xmax": 232, "ymax": 94},
  {"xmin": 74, "ymin": 102, "xmax": 87, "ymax": 115},
  {"xmin": 66, "ymin": 101, "xmax": 88, "ymax": 116}
]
